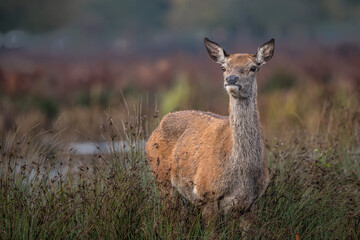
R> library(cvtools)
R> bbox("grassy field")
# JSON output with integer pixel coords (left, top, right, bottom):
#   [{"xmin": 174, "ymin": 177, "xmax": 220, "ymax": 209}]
[{"xmin": 1, "ymin": 85, "xmax": 359, "ymax": 239}]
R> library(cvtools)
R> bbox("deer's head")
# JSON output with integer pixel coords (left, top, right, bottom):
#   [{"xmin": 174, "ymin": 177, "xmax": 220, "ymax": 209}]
[{"xmin": 204, "ymin": 38, "xmax": 275, "ymax": 99}]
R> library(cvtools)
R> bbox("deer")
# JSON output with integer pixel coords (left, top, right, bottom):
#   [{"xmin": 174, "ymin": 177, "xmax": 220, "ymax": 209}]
[{"xmin": 146, "ymin": 37, "xmax": 274, "ymax": 228}]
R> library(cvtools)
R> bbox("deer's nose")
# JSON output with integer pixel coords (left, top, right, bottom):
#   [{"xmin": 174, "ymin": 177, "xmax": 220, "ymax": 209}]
[{"xmin": 226, "ymin": 75, "xmax": 239, "ymax": 85}]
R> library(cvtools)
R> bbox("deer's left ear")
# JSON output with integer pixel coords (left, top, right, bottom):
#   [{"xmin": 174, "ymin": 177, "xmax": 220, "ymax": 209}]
[
  {"xmin": 255, "ymin": 39, "xmax": 275, "ymax": 65},
  {"xmin": 204, "ymin": 37, "xmax": 229, "ymax": 64}
]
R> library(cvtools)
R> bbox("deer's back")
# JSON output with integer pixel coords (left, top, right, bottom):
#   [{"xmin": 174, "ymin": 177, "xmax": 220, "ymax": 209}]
[{"xmin": 146, "ymin": 110, "xmax": 233, "ymax": 203}]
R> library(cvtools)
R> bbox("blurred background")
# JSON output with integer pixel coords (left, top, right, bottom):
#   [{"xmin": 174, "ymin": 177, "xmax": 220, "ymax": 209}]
[{"xmin": 0, "ymin": 0, "xmax": 359, "ymax": 142}]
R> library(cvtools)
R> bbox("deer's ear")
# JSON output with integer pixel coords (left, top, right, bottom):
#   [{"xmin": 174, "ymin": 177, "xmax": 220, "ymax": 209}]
[
  {"xmin": 256, "ymin": 38, "xmax": 275, "ymax": 65},
  {"xmin": 204, "ymin": 37, "xmax": 229, "ymax": 64}
]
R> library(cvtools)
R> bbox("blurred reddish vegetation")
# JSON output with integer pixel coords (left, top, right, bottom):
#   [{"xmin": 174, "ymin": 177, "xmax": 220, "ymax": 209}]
[{"xmin": 0, "ymin": 42, "xmax": 359, "ymax": 141}]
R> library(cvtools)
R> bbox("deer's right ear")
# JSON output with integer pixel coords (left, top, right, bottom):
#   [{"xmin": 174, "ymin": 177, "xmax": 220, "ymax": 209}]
[
  {"xmin": 204, "ymin": 37, "xmax": 229, "ymax": 64},
  {"xmin": 255, "ymin": 38, "xmax": 275, "ymax": 66}
]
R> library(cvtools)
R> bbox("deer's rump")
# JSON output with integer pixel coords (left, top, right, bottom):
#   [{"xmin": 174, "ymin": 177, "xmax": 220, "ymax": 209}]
[{"xmin": 146, "ymin": 110, "xmax": 232, "ymax": 203}]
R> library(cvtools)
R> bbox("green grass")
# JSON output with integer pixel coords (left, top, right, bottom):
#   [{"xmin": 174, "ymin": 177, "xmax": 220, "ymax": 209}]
[{"xmin": 0, "ymin": 102, "xmax": 359, "ymax": 239}]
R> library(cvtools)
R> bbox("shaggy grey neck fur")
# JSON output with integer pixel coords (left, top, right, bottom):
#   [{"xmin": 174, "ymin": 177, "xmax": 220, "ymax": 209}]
[{"xmin": 225, "ymin": 82, "xmax": 265, "ymax": 209}]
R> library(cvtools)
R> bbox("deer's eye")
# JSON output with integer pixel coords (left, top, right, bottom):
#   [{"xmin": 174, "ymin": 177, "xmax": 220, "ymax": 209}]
[
  {"xmin": 250, "ymin": 66, "xmax": 257, "ymax": 72},
  {"xmin": 221, "ymin": 66, "xmax": 226, "ymax": 72}
]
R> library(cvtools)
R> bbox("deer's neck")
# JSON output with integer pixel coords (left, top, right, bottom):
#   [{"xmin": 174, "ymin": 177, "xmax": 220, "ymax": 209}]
[
  {"xmin": 229, "ymin": 96, "xmax": 262, "ymax": 162},
  {"xmin": 227, "ymin": 94, "xmax": 265, "ymax": 202}
]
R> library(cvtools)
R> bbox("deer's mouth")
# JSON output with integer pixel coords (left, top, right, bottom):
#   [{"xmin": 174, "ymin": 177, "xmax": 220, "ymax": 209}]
[
  {"xmin": 225, "ymin": 85, "xmax": 250, "ymax": 98},
  {"xmin": 224, "ymin": 84, "xmax": 241, "ymax": 88}
]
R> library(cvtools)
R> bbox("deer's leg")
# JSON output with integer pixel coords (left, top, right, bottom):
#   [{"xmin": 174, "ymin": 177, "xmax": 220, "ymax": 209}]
[
  {"xmin": 157, "ymin": 179, "xmax": 177, "ymax": 214},
  {"xmin": 202, "ymin": 201, "xmax": 220, "ymax": 238},
  {"xmin": 239, "ymin": 203, "xmax": 257, "ymax": 237}
]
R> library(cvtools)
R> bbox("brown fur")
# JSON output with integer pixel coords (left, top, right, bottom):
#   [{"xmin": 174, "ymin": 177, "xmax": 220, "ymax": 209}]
[{"xmin": 146, "ymin": 38, "xmax": 274, "ymax": 226}]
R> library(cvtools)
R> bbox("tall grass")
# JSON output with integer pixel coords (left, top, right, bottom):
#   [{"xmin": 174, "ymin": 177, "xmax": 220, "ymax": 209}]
[{"xmin": 0, "ymin": 95, "xmax": 359, "ymax": 239}]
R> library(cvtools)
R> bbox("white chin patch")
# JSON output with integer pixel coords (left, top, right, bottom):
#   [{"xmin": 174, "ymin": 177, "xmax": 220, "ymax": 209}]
[{"xmin": 225, "ymin": 85, "xmax": 239, "ymax": 92}]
